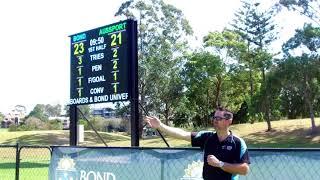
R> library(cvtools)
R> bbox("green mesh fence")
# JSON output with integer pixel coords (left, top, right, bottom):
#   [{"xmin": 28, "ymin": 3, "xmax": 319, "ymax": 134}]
[
  {"xmin": 240, "ymin": 149, "xmax": 320, "ymax": 180},
  {"xmin": 49, "ymin": 147, "xmax": 320, "ymax": 180},
  {"xmin": 0, "ymin": 145, "xmax": 16, "ymax": 180},
  {"xmin": 19, "ymin": 146, "xmax": 51, "ymax": 180},
  {"xmin": 0, "ymin": 145, "xmax": 320, "ymax": 180}
]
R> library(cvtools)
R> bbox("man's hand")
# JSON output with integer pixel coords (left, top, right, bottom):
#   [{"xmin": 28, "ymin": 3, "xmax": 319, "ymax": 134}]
[
  {"xmin": 207, "ymin": 155, "xmax": 221, "ymax": 167},
  {"xmin": 144, "ymin": 116, "xmax": 161, "ymax": 129}
]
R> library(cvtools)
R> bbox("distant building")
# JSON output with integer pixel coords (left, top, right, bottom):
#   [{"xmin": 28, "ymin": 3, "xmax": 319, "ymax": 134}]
[
  {"xmin": 1, "ymin": 108, "xmax": 26, "ymax": 128},
  {"xmin": 92, "ymin": 107, "xmax": 116, "ymax": 118}
]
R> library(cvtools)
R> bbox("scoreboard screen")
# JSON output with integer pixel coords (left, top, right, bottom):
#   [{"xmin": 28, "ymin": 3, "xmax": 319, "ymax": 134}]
[{"xmin": 69, "ymin": 20, "xmax": 137, "ymax": 105}]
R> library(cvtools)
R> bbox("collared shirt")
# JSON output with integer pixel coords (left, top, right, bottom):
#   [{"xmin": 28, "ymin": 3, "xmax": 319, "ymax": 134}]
[{"xmin": 191, "ymin": 131, "xmax": 250, "ymax": 180}]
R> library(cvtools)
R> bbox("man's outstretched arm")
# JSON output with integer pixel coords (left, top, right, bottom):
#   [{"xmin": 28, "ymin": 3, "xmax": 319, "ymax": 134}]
[{"xmin": 144, "ymin": 116, "xmax": 191, "ymax": 142}]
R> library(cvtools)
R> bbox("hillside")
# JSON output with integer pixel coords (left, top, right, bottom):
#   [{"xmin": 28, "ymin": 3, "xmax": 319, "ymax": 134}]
[{"xmin": 0, "ymin": 118, "xmax": 319, "ymax": 148}]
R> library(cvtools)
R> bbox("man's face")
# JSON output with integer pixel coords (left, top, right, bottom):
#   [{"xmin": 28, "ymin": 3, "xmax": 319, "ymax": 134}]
[{"xmin": 212, "ymin": 110, "xmax": 231, "ymax": 130}]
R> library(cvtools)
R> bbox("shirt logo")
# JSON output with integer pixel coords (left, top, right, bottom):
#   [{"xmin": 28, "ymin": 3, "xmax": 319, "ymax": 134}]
[{"xmin": 222, "ymin": 145, "xmax": 233, "ymax": 150}]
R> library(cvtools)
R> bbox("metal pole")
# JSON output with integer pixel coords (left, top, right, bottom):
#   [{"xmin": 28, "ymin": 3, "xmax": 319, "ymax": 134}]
[
  {"xmin": 130, "ymin": 20, "xmax": 139, "ymax": 147},
  {"xmin": 15, "ymin": 143, "xmax": 20, "ymax": 180},
  {"xmin": 69, "ymin": 105, "xmax": 78, "ymax": 146}
]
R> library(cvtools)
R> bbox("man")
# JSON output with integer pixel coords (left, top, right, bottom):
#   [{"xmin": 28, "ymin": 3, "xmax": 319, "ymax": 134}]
[{"xmin": 144, "ymin": 107, "xmax": 250, "ymax": 180}]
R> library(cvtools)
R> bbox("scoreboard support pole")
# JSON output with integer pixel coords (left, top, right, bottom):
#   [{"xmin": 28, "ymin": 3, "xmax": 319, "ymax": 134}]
[
  {"xmin": 129, "ymin": 20, "xmax": 139, "ymax": 147},
  {"xmin": 69, "ymin": 105, "xmax": 78, "ymax": 146}
]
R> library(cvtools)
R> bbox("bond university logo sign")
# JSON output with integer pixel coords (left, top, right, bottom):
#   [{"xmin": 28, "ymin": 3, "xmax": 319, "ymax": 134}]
[
  {"xmin": 49, "ymin": 147, "xmax": 204, "ymax": 180},
  {"xmin": 53, "ymin": 155, "xmax": 116, "ymax": 180},
  {"xmin": 69, "ymin": 20, "xmax": 137, "ymax": 105}
]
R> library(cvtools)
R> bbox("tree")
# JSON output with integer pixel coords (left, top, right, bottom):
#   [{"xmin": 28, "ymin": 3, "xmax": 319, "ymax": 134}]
[
  {"xmin": 203, "ymin": 29, "xmax": 248, "ymax": 110},
  {"xmin": 27, "ymin": 104, "xmax": 48, "ymax": 121},
  {"xmin": 45, "ymin": 104, "xmax": 62, "ymax": 117},
  {"xmin": 183, "ymin": 51, "xmax": 224, "ymax": 126},
  {"xmin": 0, "ymin": 112, "xmax": 4, "ymax": 121},
  {"xmin": 277, "ymin": 0, "xmax": 320, "ymax": 25},
  {"xmin": 115, "ymin": 0, "xmax": 193, "ymax": 128},
  {"xmin": 231, "ymin": 0, "xmax": 278, "ymax": 130},
  {"xmin": 281, "ymin": 24, "xmax": 320, "ymax": 133}
]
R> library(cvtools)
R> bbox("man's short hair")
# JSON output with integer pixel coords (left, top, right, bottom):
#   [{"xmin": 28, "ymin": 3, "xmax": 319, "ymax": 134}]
[{"xmin": 210, "ymin": 106, "xmax": 233, "ymax": 120}]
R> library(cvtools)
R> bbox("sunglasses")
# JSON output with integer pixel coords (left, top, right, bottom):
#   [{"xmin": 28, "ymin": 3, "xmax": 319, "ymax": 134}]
[{"xmin": 212, "ymin": 116, "xmax": 226, "ymax": 121}]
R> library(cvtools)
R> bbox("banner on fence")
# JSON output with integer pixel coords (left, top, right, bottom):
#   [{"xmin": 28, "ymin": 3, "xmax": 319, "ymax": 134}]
[{"xmin": 49, "ymin": 147, "xmax": 204, "ymax": 180}]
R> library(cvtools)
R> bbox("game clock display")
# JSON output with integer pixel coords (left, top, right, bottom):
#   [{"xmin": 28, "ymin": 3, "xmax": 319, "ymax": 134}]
[{"xmin": 69, "ymin": 20, "xmax": 137, "ymax": 105}]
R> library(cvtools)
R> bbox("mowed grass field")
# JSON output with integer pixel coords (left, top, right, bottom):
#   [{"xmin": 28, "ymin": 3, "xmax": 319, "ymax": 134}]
[{"xmin": 0, "ymin": 117, "xmax": 319, "ymax": 147}]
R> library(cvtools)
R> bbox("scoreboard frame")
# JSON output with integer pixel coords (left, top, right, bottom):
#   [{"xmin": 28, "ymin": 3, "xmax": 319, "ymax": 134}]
[
  {"xmin": 69, "ymin": 19, "xmax": 137, "ymax": 106},
  {"xmin": 68, "ymin": 19, "xmax": 139, "ymax": 146}
]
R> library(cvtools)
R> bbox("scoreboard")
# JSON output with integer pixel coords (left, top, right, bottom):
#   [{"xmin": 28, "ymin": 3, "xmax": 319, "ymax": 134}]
[{"xmin": 69, "ymin": 20, "xmax": 137, "ymax": 105}]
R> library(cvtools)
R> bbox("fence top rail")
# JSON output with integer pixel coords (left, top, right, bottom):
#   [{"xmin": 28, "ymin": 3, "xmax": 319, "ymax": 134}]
[
  {"xmin": 50, "ymin": 145, "xmax": 201, "ymax": 151},
  {"xmin": 0, "ymin": 144, "xmax": 17, "ymax": 148},
  {"xmin": 49, "ymin": 145, "xmax": 320, "ymax": 151},
  {"xmin": 1, "ymin": 144, "xmax": 320, "ymax": 151}
]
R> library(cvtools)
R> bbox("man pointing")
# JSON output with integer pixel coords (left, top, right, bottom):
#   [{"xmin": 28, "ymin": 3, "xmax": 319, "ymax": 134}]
[{"xmin": 144, "ymin": 106, "xmax": 250, "ymax": 180}]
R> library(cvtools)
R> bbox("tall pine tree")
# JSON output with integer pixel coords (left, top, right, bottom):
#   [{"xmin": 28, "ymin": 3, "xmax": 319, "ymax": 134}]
[{"xmin": 231, "ymin": 0, "xmax": 277, "ymax": 130}]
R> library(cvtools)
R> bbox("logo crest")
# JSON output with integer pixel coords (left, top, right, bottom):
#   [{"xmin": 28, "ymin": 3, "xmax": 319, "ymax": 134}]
[
  {"xmin": 181, "ymin": 160, "xmax": 203, "ymax": 180},
  {"xmin": 55, "ymin": 156, "xmax": 77, "ymax": 180}
]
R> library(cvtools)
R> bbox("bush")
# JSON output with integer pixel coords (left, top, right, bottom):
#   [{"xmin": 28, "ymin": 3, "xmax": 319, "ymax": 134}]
[
  {"xmin": 79, "ymin": 119, "xmax": 89, "ymax": 130},
  {"xmin": 9, "ymin": 117, "xmax": 48, "ymax": 131},
  {"xmin": 25, "ymin": 117, "xmax": 46, "ymax": 129},
  {"xmin": 47, "ymin": 119, "xmax": 63, "ymax": 130},
  {"xmin": 90, "ymin": 116, "xmax": 109, "ymax": 131}
]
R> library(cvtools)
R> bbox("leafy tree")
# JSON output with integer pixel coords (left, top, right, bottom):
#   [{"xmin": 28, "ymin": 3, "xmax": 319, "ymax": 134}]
[
  {"xmin": 77, "ymin": 105, "xmax": 91, "ymax": 119},
  {"xmin": 27, "ymin": 104, "xmax": 48, "ymax": 121},
  {"xmin": 45, "ymin": 104, "xmax": 62, "ymax": 117},
  {"xmin": 277, "ymin": 0, "xmax": 320, "ymax": 25},
  {"xmin": 115, "ymin": 0, "xmax": 193, "ymax": 128},
  {"xmin": 231, "ymin": 0, "xmax": 278, "ymax": 130},
  {"xmin": 64, "ymin": 104, "xmax": 91, "ymax": 118},
  {"xmin": 203, "ymin": 29, "xmax": 249, "ymax": 111},
  {"xmin": 0, "ymin": 112, "xmax": 4, "ymax": 121},
  {"xmin": 281, "ymin": 24, "xmax": 320, "ymax": 133},
  {"xmin": 183, "ymin": 51, "xmax": 224, "ymax": 126}
]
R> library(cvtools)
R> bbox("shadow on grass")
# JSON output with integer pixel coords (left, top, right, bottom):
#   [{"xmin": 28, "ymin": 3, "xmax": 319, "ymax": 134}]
[
  {"xmin": 1, "ymin": 131, "xmax": 131, "ymax": 146},
  {"xmin": 0, "ymin": 162, "xmax": 49, "ymax": 169},
  {"xmin": 2, "ymin": 132, "xmax": 69, "ymax": 145},
  {"xmin": 245, "ymin": 126, "xmax": 320, "ymax": 148},
  {"xmin": 84, "ymin": 131, "xmax": 130, "ymax": 143}
]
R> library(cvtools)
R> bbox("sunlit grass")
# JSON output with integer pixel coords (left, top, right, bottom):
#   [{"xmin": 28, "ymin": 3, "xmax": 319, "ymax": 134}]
[{"xmin": 0, "ymin": 118, "xmax": 319, "ymax": 148}]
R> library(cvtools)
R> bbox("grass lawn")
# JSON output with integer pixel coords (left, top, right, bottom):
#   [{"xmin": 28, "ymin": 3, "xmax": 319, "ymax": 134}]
[{"xmin": 0, "ymin": 118, "xmax": 320, "ymax": 147}]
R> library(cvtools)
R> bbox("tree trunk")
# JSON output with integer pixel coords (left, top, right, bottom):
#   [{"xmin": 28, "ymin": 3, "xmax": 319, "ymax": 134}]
[
  {"xmin": 139, "ymin": 81, "xmax": 146, "ymax": 138},
  {"xmin": 304, "ymin": 75, "xmax": 316, "ymax": 134},
  {"xmin": 262, "ymin": 68, "xmax": 272, "ymax": 131},
  {"xmin": 164, "ymin": 103, "xmax": 169, "ymax": 125},
  {"xmin": 214, "ymin": 75, "xmax": 222, "ymax": 107},
  {"xmin": 249, "ymin": 65, "xmax": 253, "ymax": 105}
]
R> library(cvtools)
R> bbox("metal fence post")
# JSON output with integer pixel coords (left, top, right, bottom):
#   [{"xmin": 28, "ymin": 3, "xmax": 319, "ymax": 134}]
[{"xmin": 15, "ymin": 143, "xmax": 20, "ymax": 180}]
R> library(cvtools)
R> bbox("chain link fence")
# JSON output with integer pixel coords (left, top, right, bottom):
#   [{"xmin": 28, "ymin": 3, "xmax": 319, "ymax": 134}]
[
  {"xmin": 0, "ymin": 145, "xmax": 17, "ymax": 180},
  {"xmin": 19, "ymin": 146, "xmax": 51, "ymax": 180},
  {"xmin": 241, "ymin": 149, "xmax": 320, "ymax": 180},
  {"xmin": 0, "ymin": 145, "xmax": 320, "ymax": 180}
]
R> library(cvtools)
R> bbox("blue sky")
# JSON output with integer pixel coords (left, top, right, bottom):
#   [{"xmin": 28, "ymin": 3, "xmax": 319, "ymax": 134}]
[{"xmin": 0, "ymin": 0, "xmax": 308, "ymax": 114}]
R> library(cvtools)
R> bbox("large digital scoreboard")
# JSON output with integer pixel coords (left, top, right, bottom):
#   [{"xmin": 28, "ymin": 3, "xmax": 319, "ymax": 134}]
[{"xmin": 69, "ymin": 20, "xmax": 137, "ymax": 105}]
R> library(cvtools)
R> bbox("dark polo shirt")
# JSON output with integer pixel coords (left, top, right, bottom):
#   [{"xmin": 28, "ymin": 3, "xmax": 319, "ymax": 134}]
[{"xmin": 191, "ymin": 131, "xmax": 250, "ymax": 180}]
